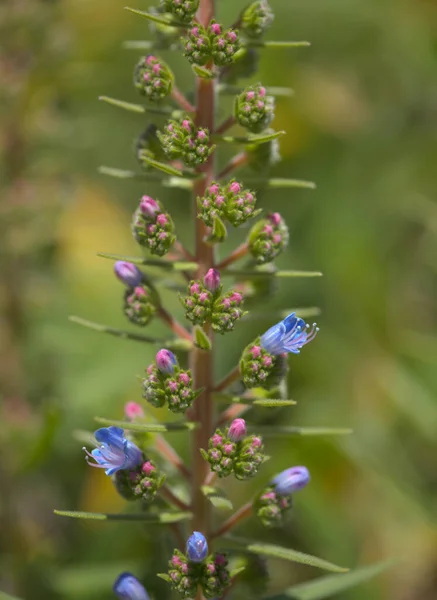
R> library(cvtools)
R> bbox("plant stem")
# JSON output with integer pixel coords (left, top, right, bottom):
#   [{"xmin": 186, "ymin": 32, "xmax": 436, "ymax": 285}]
[
  {"xmin": 172, "ymin": 86, "xmax": 196, "ymax": 113},
  {"xmin": 161, "ymin": 484, "xmax": 191, "ymax": 512},
  {"xmin": 211, "ymin": 502, "xmax": 253, "ymax": 539},
  {"xmin": 217, "ymin": 151, "xmax": 249, "ymax": 180},
  {"xmin": 215, "ymin": 115, "xmax": 236, "ymax": 135},
  {"xmin": 155, "ymin": 434, "xmax": 191, "ymax": 481},
  {"xmin": 216, "ymin": 402, "xmax": 249, "ymax": 427},
  {"xmin": 158, "ymin": 306, "xmax": 192, "ymax": 342},
  {"xmin": 214, "ymin": 365, "xmax": 240, "ymax": 392},
  {"xmin": 190, "ymin": 6, "xmax": 216, "ymax": 588},
  {"xmin": 216, "ymin": 242, "xmax": 249, "ymax": 269}
]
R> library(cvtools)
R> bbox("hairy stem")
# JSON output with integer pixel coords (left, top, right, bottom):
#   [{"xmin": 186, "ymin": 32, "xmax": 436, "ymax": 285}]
[
  {"xmin": 158, "ymin": 306, "xmax": 192, "ymax": 342},
  {"xmin": 211, "ymin": 502, "xmax": 253, "ymax": 539},
  {"xmin": 216, "ymin": 242, "xmax": 249, "ymax": 269}
]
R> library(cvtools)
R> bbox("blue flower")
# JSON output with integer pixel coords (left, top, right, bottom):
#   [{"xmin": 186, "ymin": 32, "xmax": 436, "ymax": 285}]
[
  {"xmin": 114, "ymin": 261, "xmax": 144, "ymax": 287},
  {"xmin": 260, "ymin": 312, "xmax": 319, "ymax": 355},
  {"xmin": 113, "ymin": 573, "xmax": 149, "ymax": 600},
  {"xmin": 186, "ymin": 531, "xmax": 208, "ymax": 563},
  {"xmin": 84, "ymin": 426, "xmax": 143, "ymax": 476},
  {"xmin": 272, "ymin": 466, "xmax": 310, "ymax": 496}
]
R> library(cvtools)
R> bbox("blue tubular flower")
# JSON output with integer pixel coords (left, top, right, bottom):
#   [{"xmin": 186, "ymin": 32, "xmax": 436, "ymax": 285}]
[
  {"xmin": 260, "ymin": 312, "xmax": 319, "ymax": 355},
  {"xmin": 186, "ymin": 531, "xmax": 208, "ymax": 563},
  {"xmin": 113, "ymin": 573, "xmax": 149, "ymax": 600},
  {"xmin": 272, "ymin": 466, "xmax": 310, "ymax": 496},
  {"xmin": 84, "ymin": 426, "xmax": 143, "ymax": 476}
]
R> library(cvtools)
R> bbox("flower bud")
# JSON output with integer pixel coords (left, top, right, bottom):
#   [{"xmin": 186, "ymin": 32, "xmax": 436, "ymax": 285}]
[
  {"xmin": 186, "ymin": 531, "xmax": 208, "ymax": 563},
  {"xmin": 272, "ymin": 466, "xmax": 310, "ymax": 496},
  {"xmin": 133, "ymin": 55, "xmax": 174, "ymax": 101},
  {"xmin": 224, "ymin": 179, "xmax": 258, "ymax": 227},
  {"xmin": 228, "ymin": 418, "xmax": 247, "ymax": 442},
  {"xmin": 142, "ymin": 361, "xmax": 198, "ymax": 414},
  {"xmin": 114, "ymin": 261, "xmax": 143, "ymax": 287},
  {"xmin": 211, "ymin": 290, "xmax": 245, "ymax": 334},
  {"xmin": 255, "ymin": 488, "xmax": 293, "ymax": 528},
  {"xmin": 183, "ymin": 24, "xmax": 212, "ymax": 65},
  {"xmin": 158, "ymin": 117, "xmax": 214, "ymax": 167},
  {"xmin": 132, "ymin": 195, "xmax": 176, "ymax": 257},
  {"xmin": 209, "ymin": 20, "xmax": 241, "ymax": 66},
  {"xmin": 235, "ymin": 83, "xmax": 275, "ymax": 133},
  {"xmin": 248, "ymin": 212, "xmax": 289, "ymax": 264},
  {"xmin": 139, "ymin": 195, "xmax": 160, "ymax": 218},
  {"xmin": 239, "ymin": 339, "xmax": 289, "ymax": 389},
  {"xmin": 113, "ymin": 572, "xmax": 150, "ymax": 600},
  {"xmin": 203, "ymin": 268, "xmax": 221, "ymax": 293},
  {"xmin": 161, "ymin": 0, "xmax": 199, "ymax": 23},
  {"xmin": 181, "ymin": 279, "xmax": 214, "ymax": 325},
  {"xmin": 202, "ymin": 553, "xmax": 231, "ymax": 598},
  {"xmin": 124, "ymin": 401, "xmax": 144, "ymax": 421},
  {"xmin": 155, "ymin": 348, "xmax": 177, "ymax": 375},
  {"xmin": 123, "ymin": 285, "xmax": 157, "ymax": 327},
  {"xmin": 240, "ymin": 1, "xmax": 274, "ymax": 39}
]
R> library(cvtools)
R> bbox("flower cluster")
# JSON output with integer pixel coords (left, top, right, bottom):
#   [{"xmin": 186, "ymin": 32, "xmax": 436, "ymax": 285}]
[
  {"xmin": 197, "ymin": 180, "xmax": 258, "ymax": 227},
  {"xmin": 240, "ymin": 313, "xmax": 318, "ymax": 388},
  {"xmin": 114, "ymin": 458, "xmax": 166, "ymax": 504},
  {"xmin": 235, "ymin": 84, "xmax": 275, "ymax": 133},
  {"xmin": 133, "ymin": 55, "xmax": 173, "ymax": 101},
  {"xmin": 158, "ymin": 117, "xmax": 214, "ymax": 167},
  {"xmin": 255, "ymin": 466, "xmax": 310, "ymax": 527},
  {"xmin": 132, "ymin": 195, "xmax": 176, "ymax": 256},
  {"xmin": 248, "ymin": 212, "xmax": 289, "ymax": 263},
  {"xmin": 183, "ymin": 21, "xmax": 240, "ymax": 67},
  {"xmin": 181, "ymin": 269, "xmax": 245, "ymax": 334},
  {"xmin": 240, "ymin": 0, "xmax": 274, "ymax": 39},
  {"xmin": 161, "ymin": 0, "xmax": 199, "ymax": 24},
  {"xmin": 142, "ymin": 349, "xmax": 199, "ymax": 413},
  {"xmin": 167, "ymin": 533, "xmax": 230, "ymax": 599},
  {"xmin": 114, "ymin": 261, "xmax": 158, "ymax": 327},
  {"xmin": 201, "ymin": 419, "xmax": 264, "ymax": 480}
]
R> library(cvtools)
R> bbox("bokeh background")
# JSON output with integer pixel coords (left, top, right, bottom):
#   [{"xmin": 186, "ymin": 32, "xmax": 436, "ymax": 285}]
[{"xmin": 1, "ymin": 0, "xmax": 437, "ymax": 598}]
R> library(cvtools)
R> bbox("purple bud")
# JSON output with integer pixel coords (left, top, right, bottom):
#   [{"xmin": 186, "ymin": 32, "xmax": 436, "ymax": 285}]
[
  {"xmin": 186, "ymin": 531, "xmax": 208, "ymax": 563},
  {"xmin": 203, "ymin": 268, "xmax": 221, "ymax": 292},
  {"xmin": 113, "ymin": 572, "xmax": 149, "ymax": 600},
  {"xmin": 156, "ymin": 349, "xmax": 177, "ymax": 375},
  {"xmin": 124, "ymin": 401, "xmax": 144, "ymax": 421},
  {"xmin": 140, "ymin": 195, "xmax": 160, "ymax": 218},
  {"xmin": 114, "ymin": 261, "xmax": 143, "ymax": 287},
  {"xmin": 272, "ymin": 466, "xmax": 310, "ymax": 496},
  {"xmin": 228, "ymin": 418, "xmax": 247, "ymax": 442}
]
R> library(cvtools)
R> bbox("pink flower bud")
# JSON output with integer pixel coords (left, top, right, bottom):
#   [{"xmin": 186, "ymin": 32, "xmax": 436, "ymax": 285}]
[
  {"xmin": 269, "ymin": 212, "xmax": 281, "ymax": 226},
  {"xmin": 140, "ymin": 195, "xmax": 160, "ymax": 218},
  {"xmin": 210, "ymin": 23, "xmax": 221, "ymax": 35},
  {"xmin": 203, "ymin": 268, "xmax": 221, "ymax": 292},
  {"xmin": 190, "ymin": 282, "xmax": 201, "ymax": 295},
  {"xmin": 156, "ymin": 349, "xmax": 177, "ymax": 375},
  {"xmin": 228, "ymin": 418, "xmax": 247, "ymax": 442},
  {"xmin": 124, "ymin": 401, "xmax": 144, "ymax": 420},
  {"xmin": 229, "ymin": 181, "xmax": 241, "ymax": 194},
  {"xmin": 156, "ymin": 213, "xmax": 168, "ymax": 226},
  {"xmin": 209, "ymin": 183, "xmax": 219, "ymax": 194},
  {"xmin": 141, "ymin": 461, "xmax": 155, "ymax": 475},
  {"xmin": 226, "ymin": 31, "xmax": 237, "ymax": 43}
]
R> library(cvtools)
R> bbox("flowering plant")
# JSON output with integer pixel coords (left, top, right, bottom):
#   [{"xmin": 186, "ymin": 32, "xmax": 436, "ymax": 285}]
[{"xmin": 54, "ymin": 1, "xmax": 385, "ymax": 598}]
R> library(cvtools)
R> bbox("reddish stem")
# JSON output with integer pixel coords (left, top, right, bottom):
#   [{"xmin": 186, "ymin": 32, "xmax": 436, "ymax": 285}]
[
  {"xmin": 211, "ymin": 502, "xmax": 253, "ymax": 539},
  {"xmin": 158, "ymin": 306, "xmax": 192, "ymax": 342},
  {"xmin": 217, "ymin": 151, "xmax": 249, "ymax": 180},
  {"xmin": 214, "ymin": 365, "xmax": 240, "ymax": 393},
  {"xmin": 174, "ymin": 240, "xmax": 196, "ymax": 262},
  {"xmin": 216, "ymin": 402, "xmax": 249, "ymax": 428},
  {"xmin": 155, "ymin": 434, "xmax": 191, "ymax": 481},
  {"xmin": 216, "ymin": 242, "xmax": 249, "ymax": 270},
  {"xmin": 161, "ymin": 485, "xmax": 191, "ymax": 512},
  {"xmin": 203, "ymin": 470, "xmax": 218, "ymax": 487},
  {"xmin": 215, "ymin": 115, "xmax": 236, "ymax": 135},
  {"xmin": 171, "ymin": 86, "xmax": 196, "ymax": 113}
]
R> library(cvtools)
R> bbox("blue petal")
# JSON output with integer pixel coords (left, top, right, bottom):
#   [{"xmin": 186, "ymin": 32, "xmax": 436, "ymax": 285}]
[
  {"xmin": 282, "ymin": 313, "xmax": 299, "ymax": 333},
  {"xmin": 95, "ymin": 426, "xmax": 125, "ymax": 448},
  {"xmin": 186, "ymin": 531, "xmax": 208, "ymax": 563},
  {"xmin": 124, "ymin": 440, "xmax": 144, "ymax": 470},
  {"xmin": 113, "ymin": 572, "xmax": 149, "ymax": 600},
  {"xmin": 260, "ymin": 321, "xmax": 286, "ymax": 355}
]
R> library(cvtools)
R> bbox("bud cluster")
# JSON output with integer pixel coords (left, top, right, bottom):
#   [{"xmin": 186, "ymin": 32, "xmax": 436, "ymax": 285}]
[
  {"xmin": 200, "ymin": 419, "xmax": 264, "ymax": 480},
  {"xmin": 167, "ymin": 533, "xmax": 230, "ymax": 599},
  {"xmin": 132, "ymin": 195, "xmax": 176, "ymax": 256},
  {"xmin": 235, "ymin": 84, "xmax": 275, "ymax": 133},
  {"xmin": 181, "ymin": 269, "xmax": 245, "ymax": 334},
  {"xmin": 248, "ymin": 212, "xmax": 289, "ymax": 263},
  {"xmin": 158, "ymin": 117, "xmax": 214, "ymax": 167},
  {"xmin": 133, "ymin": 55, "xmax": 173, "ymax": 101},
  {"xmin": 113, "ymin": 459, "xmax": 165, "ymax": 504},
  {"xmin": 197, "ymin": 180, "xmax": 258, "ymax": 227},
  {"xmin": 161, "ymin": 0, "xmax": 199, "ymax": 24},
  {"xmin": 114, "ymin": 261, "xmax": 158, "ymax": 327},
  {"xmin": 142, "ymin": 349, "xmax": 199, "ymax": 413},
  {"xmin": 240, "ymin": 1, "xmax": 274, "ymax": 39},
  {"xmin": 135, "ymin": 125, "xmax": 167, "ymax": 169},
  {"xmin": 183, "ymin": 21, "xmax": 240, "ymax": 67},
  {"xmin": 239, "ymin": 339, "xmax": 288, "ymax": 389}
]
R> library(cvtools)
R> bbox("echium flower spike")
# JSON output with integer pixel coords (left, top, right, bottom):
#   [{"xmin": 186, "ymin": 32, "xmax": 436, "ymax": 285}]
[
  {"xmin": 83, "ymin": 427, "xmax": 143, "ymax": 475},
  {"xmin": 240, "ymin": 0, "xmax": 274, "ymax": 39},
  {"xmin": 260, "ymin": 313, "xmax": 319, "ymax": 355},
  {"xmin": 132, "ymin": 195, "xmax": 176, "ymax": 256},
  {"xmin": 113, "ymin": 572, "xmax": 150, "ymax": 600},
  {"xmin": 158, "ymin": 117, "xmax": 214, "ymax": 167},
  {"xmin": 133, "ymin": 55, "xmax": 174, "ymax": 101},
  {"xmin": 248, "ymin": 212, "xmax": 289, "ymax": 264},
  {"xmin": 208, "ymin": 20, "xmax": 241, "ymax": 66},
  {"xmin": 186, "ymin": 531, "xmax": 208, "ymax": 563},
  {"xmin": 235, "ymin": 83, "xmax": 275, "ymax": 133},
  {"xmin": 161, "ymin": 0, "xmax": 199, "ymax": 24}
]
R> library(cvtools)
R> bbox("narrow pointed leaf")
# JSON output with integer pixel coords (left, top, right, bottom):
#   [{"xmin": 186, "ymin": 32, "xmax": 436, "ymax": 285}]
[
  {"xmin": 54, "ymin": 510, "xmax": 192, "ymax": 523},
  {"xmin": 251, "ymin": 426, "xmax": 353, "ymax": 436},
  {"xmin": 225, "ymin": 268, "xmax": 322, "ymax": 279},
  {"xmin": 163, "ymin": 177, "xmax": 193, "ymax": 190},
  {"xmin": 205, "ymin": 215, "xmax": 227, "ymax": 244},
  {"xmin": 230, "ymin": 566, "xmax": 246, "ymax": 578},
  {"xmin": 245, "ymin": 542, "xmax": 348, "ymax": 573},
  {"xmin": 69, "ymin": 316, "xmax": 165, "ymax": 344},
  {"xmin": 194, "ymin": 325, "xmax": 212, "ymax": 351},
  {"xmin": 245, "ymin": 178, "xmax": 316, "ymax": 189},
  {"xmin": 251, "ymin": 398, "xmax": 296, "ymax": 407},
  {"xmin": 265, "ymin": 560, "xmax": 395, "ymax": 600},
  {"xmin": 140, "ymin": 156, "xmax": 184, "ymax": 177},
  {"xmin": 99, "ymin": 96, "xmax": 146, "ymax": 114},
  {"xmin": 123, "ymin": 40, "xmax": 155, "ymax": 50},
  {"xmin": 94, "ymin": 417, "xmax": 198, "ymax": 432},
  {"xmin": 98, "ymin": 166, "xmax": 163, "ymax": 180},
  {"xmin": 276, "ymin": 270, "xmax": 323, "ymax": 278},
  {"xmin": 201, "ymin": 486, "xmax": 233, "ymax": 511},
  {"xmin": 192, "ymin": 65, "xmax": 215, "ymax": 79},
  {"xmin": 157, "ymin": 574, "xmax": 172, "ymax": 583},
  {"xmin": 97, "ymin": 252, "xmax": 198, "ymax": 271},
  {"xmin": 247, "ymin": 40, "xmax": 311, "ymax": 49},
  {"xmin": 219, "ymin": 131, "xmax": 285, "ymax": 145},
  {"xmin": 124, "ymin": 7, "xmax": 186, "ymax": 27},
  {"xmin": 218, "ymin": 84, "xmax": 294, "ymax": 98}
]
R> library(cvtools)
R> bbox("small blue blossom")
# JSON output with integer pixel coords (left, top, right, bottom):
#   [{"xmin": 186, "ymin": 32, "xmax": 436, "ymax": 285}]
[
  {"xmin": 84, "ymin": 426, "xmax": 143, "ymax": 476},
  {"xmin": 260, "ymin": 312, "xmax": 319, "ymax": 355},
  {"xmin": 186, "ymin": 531, "xmax": 208, "ymax": 563},
  {"xmin": 272, "ymin": 466, "xmax": 310, "ymax": 496},
  {"xmin": 113, "ymin": 572, "xmax": 149, "ymax": 600}
]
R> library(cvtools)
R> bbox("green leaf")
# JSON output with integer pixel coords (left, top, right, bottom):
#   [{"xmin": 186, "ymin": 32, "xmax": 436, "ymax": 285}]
[
  {"xmin": 218, "ymin": 84, "xmax": 294, "ymax": 98},
  {"xmin": 98, "ymin": 165, "xmax": 162, "ymax": 180},
  {"xmin": 99, "ymin": 96, "xmax": 171, "ymax": 115},
  {"xmin": 247, "ymin": 40, "xmax": 311, "ymax": 49},
  {"xmin": 219, "ymin": 131, "xmax": 286, "ymax": 145},
  {"xmin": 225, "ymin": 268, "xmax": 322, "ymax": 279},
  {"xmin": 265, "ymin": 560, "xmax": 395, "ymax": 600},
  {"xmin": 205, "ymin": 215, "xmax": 227, "ymax": 244},
  {"xmin": 276, "ymin": 270, "xmax": 323, "ymax": 278},
  {"xmin": 245, "ymin": 178, "xmax": 316, "ymax": 189},
  {"xmin": 192, "ymin": 65, "xmax": 215, "ymax": 79},
  {"xmin": 201, "ymin": 486, "xmax": 233, "ymax": 511},
  {"xmin": 54, "ymin": 510, "xmax": 192, "ymax": 523},
  {"xmin": 251, "ymin": 398, "xmax": 296, "ymax": 407},
  {"xmin": 124, "ymin": 7, "xmax": 186, "ymax": 27},
  {"xmin": 94, "ymin": 417, "xmax": 198, "ymax": 432},
  {"xmin": 230, "ymin": 566, "xmax": 246, "ymax": 578},
  {"xmin": 194, "ymin": 325, "xmax": 212, "ymax": 351},
  {"xmin": 97, "ymin": 252, "xmax": 198, "ymax": 272},
  {"xmin": 69, "ymin": 316, "xmax": 166, "ymax": 344},
  {"xmin": 251, "ymin": 426, "xmax": 353, "ymax": 436},
  {"xmin": 123, "ymin": 40, "xmax": 156, "ymax": 50},
  {"xmin": 244, "ymin": 542, "xmax": 348, "ymax": 574},
  {"xmin": 157, "ymin": 573, "xmax": 172, "ymax": 583},
  {"xmin": 139, "ymin": 155, "xmax": 184, "ymax": 177}
]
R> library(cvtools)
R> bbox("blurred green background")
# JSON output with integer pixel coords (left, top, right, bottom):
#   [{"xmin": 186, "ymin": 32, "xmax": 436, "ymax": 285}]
[{"xmin": 1, "ymin": 0, "xmax": 437, "ymax": 598}]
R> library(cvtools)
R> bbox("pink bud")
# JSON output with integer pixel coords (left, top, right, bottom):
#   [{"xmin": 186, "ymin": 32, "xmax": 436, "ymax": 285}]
[
  {"xmin": 199, "ymin": 292, "xmax": 210, "ymax": 304},
  {"xmin": 156, "ymin": 213, "xmax": 168, "ymax": 226},
  {"xmin": 211, "ymin": 433, "xmax": 223, "ymax": 447},
  {"xmin": 215, "ymin": 195, "xmax": 225, "ymax": 207},
  {"xmin": 124, "ymin": 401, "xmax": 144, "ymax": 420},
  {"xmin": 146, "ymin": 55, "xmax": 157, "ymax": 65},
  {"xmin": 246, "ymin": 91, "xmax": 255, "ymax": 101},
  {"xmin": 223, "ymin": 443, "xmax": 234, "ymax": 455},
  {"xmin": 141, "ymin": 461, "xmax": 155, "ymax": 475},
  {"xmin": 197, "ymin": 129, "xmax": 207, "ymax": 141},
  {"xmin": 156, "ymin": 348, "xmax": 177, "ymax": 375},
  {"xmin": 229, "ymin": 181, "xmax": 241, "ymax": 194},
  {"xmin": 190, "ymin": 26, "xmax": 199, "ymax": 37},
  {"xmin": 228, "ymin": 418, "xmax": 247, "ymax": 442},
  {"xmin": 190, "ymin": 282, "xmax": 201, "ymax": 295},
  {"xmin": 251, "ymin": 436, "xmax": 262, "ymax": 449},
  {"xmin": 209, "ymin": 183, "xmax": 220, "ymax": 194},
  {"xmin": 269, "ymin": 212, "xmax": 281, "ymax": 226},
  {"xmin": 178, "ymin": 372, "xmax": 190, "ymax": 385},
  {"xmin": 226, "ymin": 31, "xmax": 237, "ymax": 43},
  {"xmin": 273, "ymin": 234, "xmax": 282, "ymax": 244},
  {"xmin": 229, "ymin": 292, "xmax": 242, "ymax": 305},
  {"xmin": 251, "ymin": 345, "xmax": 262, "ymax": 358},
  {"xmin": 140, "ymin": 195, "xmax": 160, "ymax": 218},
  {"xmin": 210, "ymin": 23, "xmax": 221, "ymax": 35},
  {"xmin": 259, "ymin": 86, "xmax": 266, "ymax": 97},
  {"xmin": 182, "ymin": 119, "xmax": 192, "ymax": 131},
  {"xmin": 203, "ymin": 268, "xmax": 221, "ymax": 292}
]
